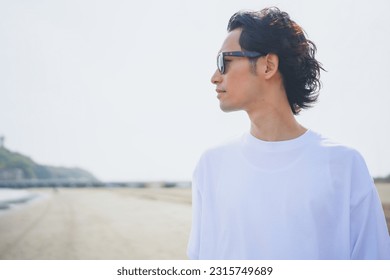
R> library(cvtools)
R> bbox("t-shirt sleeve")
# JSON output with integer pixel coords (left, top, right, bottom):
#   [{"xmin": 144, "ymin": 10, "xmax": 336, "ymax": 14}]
[
  {"xmin": 349, "ymin": 152, "xmax": 390, "ymax": 259},
  {"xmin": 186, "ymin": 155, "xmax": 204, "ymax": 260}
]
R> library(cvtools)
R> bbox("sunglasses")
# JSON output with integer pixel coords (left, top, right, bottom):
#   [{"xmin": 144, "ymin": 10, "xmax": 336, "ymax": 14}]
[{"xmin": 217, "ymin": 51, "xmax": 264, "ymax": 74}]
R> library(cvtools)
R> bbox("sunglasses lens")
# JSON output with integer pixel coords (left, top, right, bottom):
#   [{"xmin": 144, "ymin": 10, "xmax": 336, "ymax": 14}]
[{"xmin": 217, "ymin": 53, "xmax": 224, "ymax": 74}]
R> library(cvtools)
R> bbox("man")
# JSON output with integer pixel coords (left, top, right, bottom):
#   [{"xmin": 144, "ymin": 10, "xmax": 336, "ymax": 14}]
[{"xmin": 187, "ymin": 7, "xmax": 390, "ymax": 259}]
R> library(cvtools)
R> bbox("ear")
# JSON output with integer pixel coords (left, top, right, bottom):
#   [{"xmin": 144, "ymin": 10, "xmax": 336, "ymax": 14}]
[{"xmin": 263, "ymin": 53, "xmax": 279, "ymax": 79}]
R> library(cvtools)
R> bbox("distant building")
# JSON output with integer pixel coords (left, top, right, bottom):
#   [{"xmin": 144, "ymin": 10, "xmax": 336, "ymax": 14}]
[
  {"xmin": 144, "ymin": 181, "xmax": 165, "ymax": 188},
  {"xmin": 0, "ymin": 168, "xmax": 24, "ymax": 180}
]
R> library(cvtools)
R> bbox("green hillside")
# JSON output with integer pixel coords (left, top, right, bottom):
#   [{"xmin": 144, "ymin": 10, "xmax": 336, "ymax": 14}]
[{"xmin": 0, "ymin": 146, "xmax": 97, "ymax": 181}]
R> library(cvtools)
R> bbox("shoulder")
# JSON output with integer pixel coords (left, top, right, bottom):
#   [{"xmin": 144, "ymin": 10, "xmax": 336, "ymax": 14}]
[
  {"xmin": 193, "ymin": 134, "xmax": 243, "ymax": 180},
  {"xmin": 311, "ymin": 131, "xmax": 374, "ymax": 202},
  {"xmin": 310, "ymin": 131, "xmax": 365, "ymax": 164},
  {"xmin": 198, "ymin": 134, "xmax": 243, "ymax": 163},
  {"xmin": 192, "ymin": 134, "xmax": 243, "ymax": 191}
]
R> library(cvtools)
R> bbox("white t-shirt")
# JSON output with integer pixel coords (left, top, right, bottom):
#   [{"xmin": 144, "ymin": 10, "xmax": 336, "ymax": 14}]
[{"xmin": 187, "ymin": 130, "xmax": 390, "ymax": 259}]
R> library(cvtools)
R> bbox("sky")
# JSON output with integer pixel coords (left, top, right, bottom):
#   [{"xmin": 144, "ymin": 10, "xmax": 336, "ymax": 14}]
[{"xmin": 1, "ymin": 0, "xmax": 389, "ymax": 182}]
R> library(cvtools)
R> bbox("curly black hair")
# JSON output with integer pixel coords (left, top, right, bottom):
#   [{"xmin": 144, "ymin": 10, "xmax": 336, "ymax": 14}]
[{"xmin": 228, "ymin": 7, "xmax": 324, "ymax": 114}]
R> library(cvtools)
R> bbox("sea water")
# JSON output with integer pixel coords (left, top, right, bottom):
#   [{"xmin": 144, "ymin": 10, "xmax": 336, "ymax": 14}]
[{"xmin": 0, "ymin": 188, "xmax": 40, "ymax": 211}]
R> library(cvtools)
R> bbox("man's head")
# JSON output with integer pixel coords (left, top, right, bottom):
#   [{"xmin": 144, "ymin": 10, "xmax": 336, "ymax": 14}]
[{"xmin": 211, "ymin": 7, "xmax": 323, "ymax": 115}]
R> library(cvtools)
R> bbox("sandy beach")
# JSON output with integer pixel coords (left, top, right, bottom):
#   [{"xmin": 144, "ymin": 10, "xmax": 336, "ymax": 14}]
[
  {"xmin": 0, "ymin": 184, "xmax": 389, "ymax": 260},
  {"xmin": 0, "ymin": 187, "xmax": 192, "ymax": 259}
]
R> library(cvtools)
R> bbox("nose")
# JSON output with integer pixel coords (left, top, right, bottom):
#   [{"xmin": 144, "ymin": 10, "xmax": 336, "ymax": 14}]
[{"xmin": 211, "ymin": 69, "xmax": 222, "ymax": 85}]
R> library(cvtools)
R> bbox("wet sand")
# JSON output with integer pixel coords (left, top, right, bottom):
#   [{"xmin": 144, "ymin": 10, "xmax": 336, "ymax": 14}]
[{"xmin": 0, "ymin": 184, "xmax": 389, "ymax": 260}]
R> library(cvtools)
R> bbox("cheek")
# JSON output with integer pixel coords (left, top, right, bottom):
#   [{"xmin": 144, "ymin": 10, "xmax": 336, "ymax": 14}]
[
  {"xmin": 227, "ymin": 68, "xmax": 248, "ymax": 86},
  {"xmin": 227, "ymin": 72, "xmax": 252, "ymax": 93}
]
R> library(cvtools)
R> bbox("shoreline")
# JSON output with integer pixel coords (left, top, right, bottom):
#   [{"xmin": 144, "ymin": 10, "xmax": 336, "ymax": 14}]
[{"xmin": 0, "ymin": 188, "xmax": 46, "ymax": 211}]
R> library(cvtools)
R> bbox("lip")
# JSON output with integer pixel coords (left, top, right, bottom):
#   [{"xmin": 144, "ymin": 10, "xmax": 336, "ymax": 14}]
[{"xmin": 215, "ymin": 89, "xmax": 226, "ymax": 98}]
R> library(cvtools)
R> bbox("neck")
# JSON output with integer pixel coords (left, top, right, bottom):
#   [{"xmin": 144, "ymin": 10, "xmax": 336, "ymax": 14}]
[{"xmin": 247, "ymin": 104, "xmax": 306, "ymax": 142}]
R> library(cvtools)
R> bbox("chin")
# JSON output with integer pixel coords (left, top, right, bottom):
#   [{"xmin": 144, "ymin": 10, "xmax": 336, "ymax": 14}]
[{"xmin": 219, "ymin": 103, "xmax": 239, "ymax": 113}]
